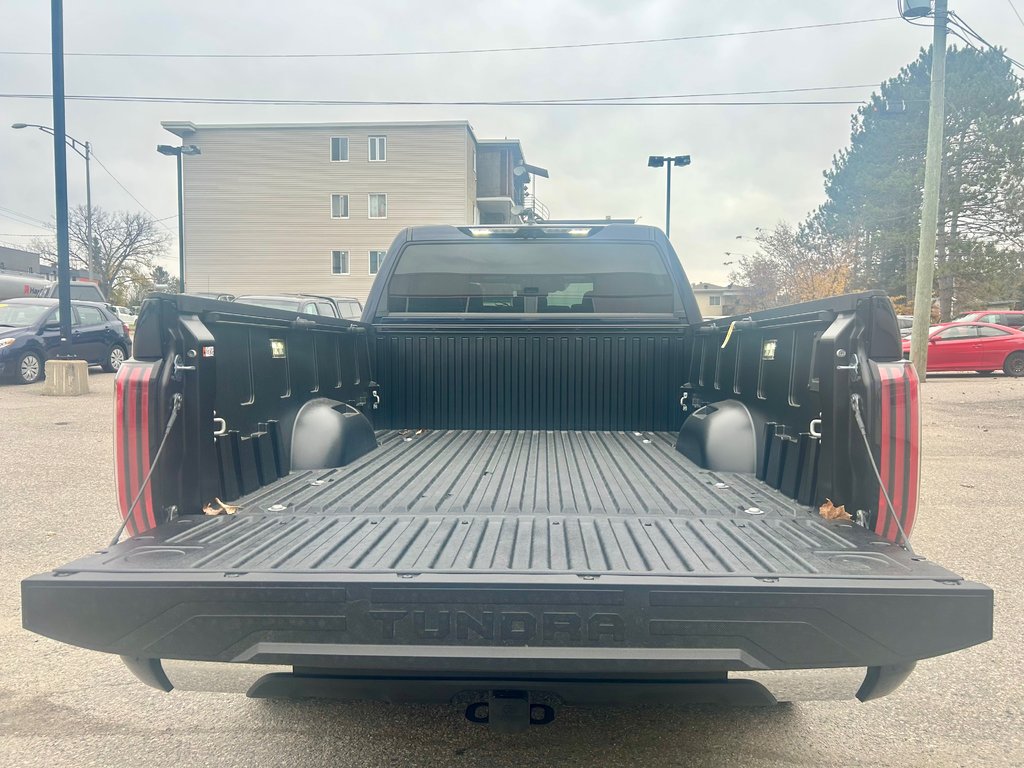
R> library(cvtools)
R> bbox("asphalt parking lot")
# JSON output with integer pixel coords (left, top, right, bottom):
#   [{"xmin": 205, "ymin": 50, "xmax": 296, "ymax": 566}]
[{"xmin": 0, "ymin": 372, "xmax": 1021, "ymax": 767}]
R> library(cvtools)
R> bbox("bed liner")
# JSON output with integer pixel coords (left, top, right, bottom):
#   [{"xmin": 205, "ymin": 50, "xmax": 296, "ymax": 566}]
[{"xmin": 57, "ymin": 430, "xmax": 957, "ymax": 580}]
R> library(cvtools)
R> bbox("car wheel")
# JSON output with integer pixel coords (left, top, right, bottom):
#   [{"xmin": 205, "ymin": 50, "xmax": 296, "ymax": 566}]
[
  {"xmin": 1004, "ymin": 351, "xmax": 1024, "ymax": 377},
  {"xmin": 17, "ymin": 350, "xmax": 44, "ymax": 384},
  {"xmin": 102, "ymin": 344, "xmax": 127, "ymax": 373}
]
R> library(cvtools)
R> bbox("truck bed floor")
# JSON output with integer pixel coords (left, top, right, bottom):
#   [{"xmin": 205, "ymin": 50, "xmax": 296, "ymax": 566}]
[
  {"xmin": 69, "ymin": 430, "xmax": 956, "ymax": 581},
  {"xmin": 245, "ymin": 430, "xmax": 801, "ymax": 518}
]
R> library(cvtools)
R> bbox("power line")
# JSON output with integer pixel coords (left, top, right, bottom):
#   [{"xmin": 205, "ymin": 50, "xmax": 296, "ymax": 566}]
[
  {"xmin": 1009, "ymin": 0, "xmax": 1024, "ymax": 29},
  {"xmin": 948, "ymin": 11, "xmax": 1024, "ymax": 71},
  {"xmin": 0, "ymin": 92, "xmax": 873, "ymax": 108},
  {"xmin": 89, "ymin": 152, "xmax": 175, "ymax": 233},
  {"xmin": 506, "ymin": 83, "xmax": 880, "ymax": 104},
  {"xmin": 0, "ymin": 16, "xmax": 899, "ymax": 60},
  {"xmin": 0, "ymin": 206, "xmax": 51, "ymax": 229}
]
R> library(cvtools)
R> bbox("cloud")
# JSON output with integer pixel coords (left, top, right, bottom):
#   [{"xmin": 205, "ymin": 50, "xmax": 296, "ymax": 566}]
[{"xmin": 0, "ymin": 0, "xmax": 1015, "ymax": 281}]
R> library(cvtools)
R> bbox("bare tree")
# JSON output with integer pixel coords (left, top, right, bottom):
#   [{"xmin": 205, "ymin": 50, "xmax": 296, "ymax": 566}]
[{"xmin": 32, "ymin": 206, "xmax": 171, "ymax": 304}]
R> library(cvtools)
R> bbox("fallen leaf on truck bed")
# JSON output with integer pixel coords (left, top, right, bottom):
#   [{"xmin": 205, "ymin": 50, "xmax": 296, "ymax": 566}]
[
  {"xmin": 215, "ymin": 498, "xmax": 239, "ymax": 514},
  {"xmin": 203, "ymin": 498, "xmax": 240, "ymax": 516},
  {"xmin": 819, "ymin": 498, "xmax": 852, "ymax": 521}
]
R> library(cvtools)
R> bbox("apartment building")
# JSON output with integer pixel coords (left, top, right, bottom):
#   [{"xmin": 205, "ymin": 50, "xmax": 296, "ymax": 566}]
[
  {"xmin": 162, "ymin": 120, "xmax": 534, "ymax": 302},
  {"xmin": 691, "ymin": 282, "xmax": 751, "ymax": 317}
]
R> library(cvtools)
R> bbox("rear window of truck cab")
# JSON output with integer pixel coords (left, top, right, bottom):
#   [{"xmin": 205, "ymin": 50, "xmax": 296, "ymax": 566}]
[{"xmin": 383, "ymin": 241, "xmax": 684, "ymax": 316}]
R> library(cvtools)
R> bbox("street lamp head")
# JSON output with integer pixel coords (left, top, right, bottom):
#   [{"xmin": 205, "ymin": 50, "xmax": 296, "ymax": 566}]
[
  {"xmin": 180, "ymin": 145, "xmax": 201, "ymax": 156},
  {"xmin": 647, "ymin": 155, "xmax": 665, "ymax": 168},
  {"xmin": 11, "ymin": 123, "xmax": 28, "ymax": 129},
  {"xmin": 672, "ymin": 155, "xmax": 691, "ymax": 167},
  {"xmin": 156, "ymin": 144, "xmax": 179, "ymax": 156}
]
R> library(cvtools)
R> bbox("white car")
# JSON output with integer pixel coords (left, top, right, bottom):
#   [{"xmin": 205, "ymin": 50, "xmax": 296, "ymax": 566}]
[{"xmin": 113, "ymin": 305, "xmax": 138, "ymax": 328}]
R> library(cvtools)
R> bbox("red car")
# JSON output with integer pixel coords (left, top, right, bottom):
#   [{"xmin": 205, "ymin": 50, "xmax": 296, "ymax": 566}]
[{"xmin": 902, "ymin": 322, "xmax": 1024, "ymax": 376}]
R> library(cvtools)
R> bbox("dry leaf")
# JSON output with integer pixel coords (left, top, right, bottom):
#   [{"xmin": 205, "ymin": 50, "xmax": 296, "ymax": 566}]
[
  {"xmin": 203, "ymin": 498, "xmax": 240, "ymax": 516},
  {"xmin": 819, "ymin": 498, "xmax": 852, "ymax": 521},
  {"xmin": 214, "ymin": 498, "xmax": 239, "ymax": 515}
]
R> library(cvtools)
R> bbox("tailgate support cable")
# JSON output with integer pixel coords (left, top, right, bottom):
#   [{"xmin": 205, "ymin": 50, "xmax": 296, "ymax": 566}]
[
  {"xmin": 108, "ymin": 393, "xmax": 183, "ymax": 548},
  {"xmin": 850, "ymin": 393, "xmax": 914, "ymax": 554}
]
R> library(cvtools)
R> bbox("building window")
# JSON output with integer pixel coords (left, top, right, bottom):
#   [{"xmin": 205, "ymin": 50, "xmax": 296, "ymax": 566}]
[
  {"xmin": 330, "ymin": 137, "xmax": 348, "ymax": 162},
  {"xmin": 331, "ymin": 250, "xmax": 350, "ymax": 275},
  {"xmin": 369, "ymin": 249, "xmax": 386, "ymax": 275},
  {"xmin": 330, "ymin": 193, "xmax": 349, "ymax": 219},
  {"xmin": 368, "ymin": 136, "xmax": 387, "ymax": 162},
  {"xmin": 709, "ymin": 295, "xmax": 721, "ymax": 306},
  {"xmin": 368, "ymin": 193, "xmax": 388, "ymax": 219}
]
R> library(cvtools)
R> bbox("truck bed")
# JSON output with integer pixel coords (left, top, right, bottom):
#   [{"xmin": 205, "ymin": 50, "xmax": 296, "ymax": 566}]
[
  {"xmin": 63, "ymin": 430, "xmax": 948, "ymax": 580},
  {"xmin": 23, "ymin": 428, "xmax": 991, "ymax": 679}
]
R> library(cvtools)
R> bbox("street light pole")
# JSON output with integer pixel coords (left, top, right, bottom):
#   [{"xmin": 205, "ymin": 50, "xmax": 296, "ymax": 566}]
[
  {"xmin": 175, "ymin": 151, "xmax": 184, "ymax": 292},
  {"xmin": 50, "ymin": 0, "xmax": 73, "ymax": 358},
  {"xmin": 157, "ymin": 144, "xmax": 201, "ymax": 294},
  {"xmin": 664, "ymin": 162, "xmax": 672, "ymax": 238},
  {"xmin": 648, "ymin": 154, "xmax": 691, "ymax": 240},
  {"xmin": 908, "ymin": 0, "xmax": 948, "ymax": 383},
  {"xmin": 11, "ymin": 123, "xmax": 95, "ymax": 283}
]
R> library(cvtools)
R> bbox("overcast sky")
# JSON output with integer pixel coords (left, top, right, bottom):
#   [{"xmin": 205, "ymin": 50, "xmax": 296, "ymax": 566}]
[{"xmin": 1, "ymin": 0, "xmax": 1021, "ymax": 283}]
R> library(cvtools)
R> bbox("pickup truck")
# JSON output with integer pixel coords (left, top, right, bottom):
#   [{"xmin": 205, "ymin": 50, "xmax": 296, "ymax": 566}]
[
  {"xmin": 22, "ymin": 224, "xmax": 992, "ymax": 731},
  {"xmin": 0, "ymin": 270, "xmax": 106, "ymax": 303}
]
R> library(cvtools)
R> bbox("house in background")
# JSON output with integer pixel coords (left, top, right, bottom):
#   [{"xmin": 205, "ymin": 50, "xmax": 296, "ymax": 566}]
[
  {"xmin": 162, "ymin": 120, "xmax": 541, "ymax": 302},
  {"xmin": 691, "ymin": 282, "xmax": 750, "ymax": 317}
]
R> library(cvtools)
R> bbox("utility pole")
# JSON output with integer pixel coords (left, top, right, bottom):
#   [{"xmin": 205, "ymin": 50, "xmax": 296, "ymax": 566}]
[
  {"xmin": 909, "ymin": 0, "xmax": 948, "ymax": 382},
  {"xmin": 84, "ymin": 140, "xmax": 94, "ymax": 282},
  {"xmin": 11, "ymin": 124, "xmax": 94, "ymax": 282}
]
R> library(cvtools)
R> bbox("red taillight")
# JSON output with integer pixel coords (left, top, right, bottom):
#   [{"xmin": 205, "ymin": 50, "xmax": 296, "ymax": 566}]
[
  {"xmin": 114, "ymin": 363, "xmax": 156, "ymax": 537},
  {"xmin": 873, "ymin": 362, "xmax": 920, "ymax": 542},
  {"xmin": 122, "ymin": 322, "xmax": 131, "ymax": 337}
]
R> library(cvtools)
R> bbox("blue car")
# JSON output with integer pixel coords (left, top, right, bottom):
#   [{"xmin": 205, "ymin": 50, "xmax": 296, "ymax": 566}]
[{"xmin": 0, "ymin": 298, "xmax": 133, "ymax": 384}]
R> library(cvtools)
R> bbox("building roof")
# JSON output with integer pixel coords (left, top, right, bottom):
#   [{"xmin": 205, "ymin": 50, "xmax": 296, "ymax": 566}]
[
  {"xmin": 692, "ymin": 282, "xmax": 749, "ymax": 292},
  {"xmin": 162, "ymin": 119, "xmax": 482, "ymax": 143}
]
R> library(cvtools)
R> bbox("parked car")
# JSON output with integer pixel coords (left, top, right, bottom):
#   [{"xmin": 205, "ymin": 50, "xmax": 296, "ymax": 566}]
[
  {"xmin": 190, "ymin": 292, "xmax": 236, "ymax": 302},
  {"xmin": 113, "ymin": 305, "xmax": 138, "ymax": 329},
  {"xmin": 901, "ymin": 321, "xmax": 1024, "ymax": 376},
  {"xmin": 38, "ymin": 279, "xmax": 108, "ymax": 305},
  {"xmin": 954, "ymin": 310, "xmax": 1024, "ymax": 329},
  {"xmin": 234, "ymin": 293, "xmax": 342, "ymax": 319},
  {"xmin": 0, "ymin": 297, "xmax": 132, "ymax": 384},
  {"xmin": 332, "ymin": 296, "xmax": 364, "ymax": 320},
  {"xmin": 0, "ymin": 272, "xmax": 107, "ymax": 304},
  {"xmin": 896, "ymin": 314, "xmax": 914, "ymax": 338},
  {"xmin": 23, "ymin": 224, "xmax": 991, "ymax": 730}
]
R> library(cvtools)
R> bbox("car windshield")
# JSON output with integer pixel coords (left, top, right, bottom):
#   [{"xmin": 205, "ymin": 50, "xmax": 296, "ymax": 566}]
[
  {"xmin": 385, "ymin": 240, "xmax": 681, "ymax": 315},
  {"xmin": 0, "ymin": 302, "xmax": 49, "ymax": 326},
  {"xmin": 236, "ymin": 297, "xmax": 301, "ymax": 312}
]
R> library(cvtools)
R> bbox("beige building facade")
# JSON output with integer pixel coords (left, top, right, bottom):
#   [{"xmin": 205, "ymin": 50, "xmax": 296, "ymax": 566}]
[
  {"xmin": 162, "ymin": 120, "xmax": 530, "ymax": 302},
  {"xmin": 691, "ymin": 282, "xmax": 751, "ymax": 317}
]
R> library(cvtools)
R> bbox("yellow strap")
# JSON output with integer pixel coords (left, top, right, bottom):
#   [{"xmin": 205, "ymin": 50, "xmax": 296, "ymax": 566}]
[{"xmin": 720, "ymin": 320, "xmax": 737, "ymax": 349}]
